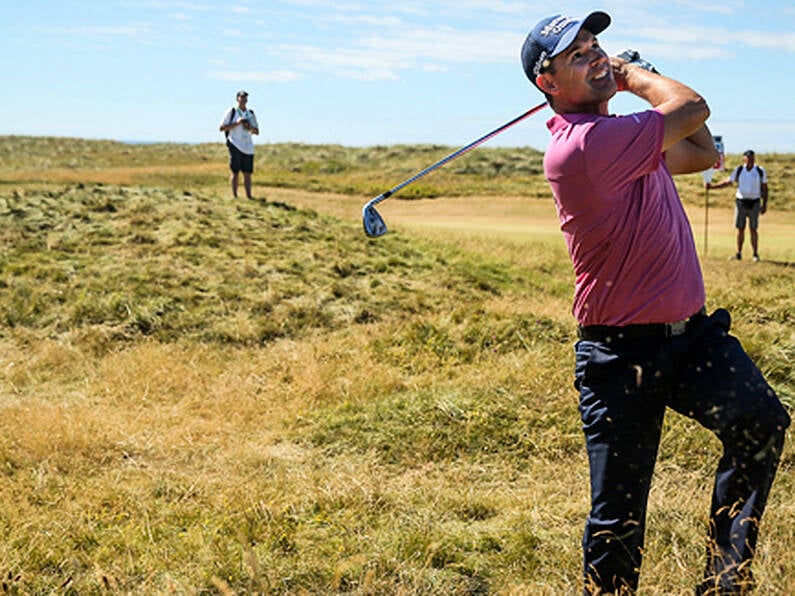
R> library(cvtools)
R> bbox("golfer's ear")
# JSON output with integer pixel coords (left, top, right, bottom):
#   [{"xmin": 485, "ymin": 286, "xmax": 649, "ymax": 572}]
[{"xmin": 536, "ymin": 73, "xmax": 557, "ymax": 94}]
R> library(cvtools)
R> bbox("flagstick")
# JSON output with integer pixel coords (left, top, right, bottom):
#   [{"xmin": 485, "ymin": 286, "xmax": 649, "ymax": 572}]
[
  {"xmin": 701, "ymin": 169, "xmax": 714, "ymax": 258},
  {"xmin": 704, "ymin": 186, "xmax": 709, "ymax": 256}
]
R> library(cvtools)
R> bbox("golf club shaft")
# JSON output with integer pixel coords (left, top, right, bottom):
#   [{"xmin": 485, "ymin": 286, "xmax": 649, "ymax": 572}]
[{"xmin": 367, "ymin": 101, "xmax": 548, "ymax": 207}]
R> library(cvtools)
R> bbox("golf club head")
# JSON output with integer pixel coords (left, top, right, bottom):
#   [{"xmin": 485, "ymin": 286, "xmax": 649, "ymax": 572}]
[{"xmin": 362, "ymin": 203, "xmax": 388, "ymax": 237}]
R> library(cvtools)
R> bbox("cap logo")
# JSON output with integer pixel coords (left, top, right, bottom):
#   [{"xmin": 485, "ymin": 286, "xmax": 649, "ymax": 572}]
[
  {"xmin": 540, "ymin": 15, "xmax": 575, "ymax": 37},
  {"xmin": 533, "ymin": 51, "xmax": 550, "ymax": 76}
]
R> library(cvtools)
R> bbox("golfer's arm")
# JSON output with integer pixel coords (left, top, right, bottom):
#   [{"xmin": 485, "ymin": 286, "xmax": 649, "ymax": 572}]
[
  {"xmin": 621, "ymin": 65, "xmax": 717, "ymax": 174},
  {"xmin": 665, "ymin": 124, "xmax": 716, "ymax": 176}
]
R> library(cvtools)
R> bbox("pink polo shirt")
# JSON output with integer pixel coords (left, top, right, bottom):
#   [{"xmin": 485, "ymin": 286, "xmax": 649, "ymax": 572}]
[{"xmin": 543, "ymin": 109, "xmax": 705, "ymax": 327}]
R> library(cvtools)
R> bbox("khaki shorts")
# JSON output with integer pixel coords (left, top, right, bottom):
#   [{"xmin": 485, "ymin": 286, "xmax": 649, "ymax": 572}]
[{"xmin": 734, "ymin": 199, "xmax": 760, "ymax": 230}]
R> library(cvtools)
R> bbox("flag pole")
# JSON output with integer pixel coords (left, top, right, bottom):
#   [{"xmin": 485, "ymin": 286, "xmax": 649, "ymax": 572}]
[
  {"xmin": 704, "ymin": 185, "xmax": 709, "ymax": 256},
  {"xmin": 702, "ymin": 135, "xmax": 724, "ymax": 258}
]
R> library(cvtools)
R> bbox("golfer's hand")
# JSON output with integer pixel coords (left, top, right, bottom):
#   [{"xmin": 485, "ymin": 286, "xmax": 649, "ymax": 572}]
[{"xmin": 609, "ymin": 56, "xmax": 630, "ymax": 92}]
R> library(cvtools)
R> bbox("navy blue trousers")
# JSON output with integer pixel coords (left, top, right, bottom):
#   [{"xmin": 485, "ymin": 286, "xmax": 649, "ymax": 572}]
[{"xmin": 574, "ymin": 309, "xmax": 789, "ymax": 594}]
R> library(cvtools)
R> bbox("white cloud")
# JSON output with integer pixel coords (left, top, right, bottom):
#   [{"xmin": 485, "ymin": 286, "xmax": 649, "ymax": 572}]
[
  {"xmin": 604, "ymin": 38, "xmax": 732, "ymax": 61},
  {"xmin": 278, "ymin": 43, "xmax": 407, "ymax": 80},
  {"xmin": 272, "ymin": 26, "xmax": 522, "ymax": 80},
  {"xmin": 614, "ymin": 23, "xmax": 795, "ymax": 59},
  {"xmin": 361, "ymin": 28, "xmax": 521, "ymax": 63},
  {"xmin": 320, "ymin": 14, "xmax": 403, "ymax": 27},
  {"xmin": 52, "ymin": 25, "xmax": 151, "ymax": 37},
  {"xmin": 121, "ymin": 1, "xmax": 212, "ymax": 10},
  {"xmin": 209, "ymin": 69, "xmax": 302, "ymax": 83},
  {"xmin": 382, "ymin": 0, "xmax": 527, "ymax": 17},
  {"xmin": 437, "ymin": 0, "xmax": 527, "ymax": 14},
  {"xmin": 667, "ymin": 0, "xmax": 741, "ymax": 15},
  {"xmin": 41, "ymin": 2, "xmax": 794, "ymax": 91},
  {"xmin": 732, "ymin": 30, "xmax": 795, "ymax": 53},
  {"xmin": 221, "ymin": 28, "xmax": 247, "ymax": 38}
]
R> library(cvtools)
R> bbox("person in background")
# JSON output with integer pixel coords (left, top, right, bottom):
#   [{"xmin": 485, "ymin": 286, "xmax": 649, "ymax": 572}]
[
  {"xmin": 706, "ymin": 149, "xmax": 768, "ymax": 261},
  {"xmin": 219, "ymin": 90, "xmax": 260, "ymax": 199},
  {"xmin": 520, "ymin": 10, "xmax": 789, "ymax": 594}
]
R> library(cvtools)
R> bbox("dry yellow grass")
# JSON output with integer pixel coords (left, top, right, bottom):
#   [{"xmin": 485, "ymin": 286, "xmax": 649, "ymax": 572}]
[{"xmin": 0, "ymin": 138, "xmax": 792, "ymax": 593}]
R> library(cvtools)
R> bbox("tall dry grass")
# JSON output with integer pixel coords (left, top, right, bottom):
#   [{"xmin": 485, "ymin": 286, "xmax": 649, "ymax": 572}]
[{"xmin": 0, "ymin": 137, "xmax": 792, "ymax": 594}]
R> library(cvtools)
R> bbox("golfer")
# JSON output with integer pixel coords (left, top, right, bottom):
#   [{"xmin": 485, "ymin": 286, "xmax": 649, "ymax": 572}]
[
  {"xmin": 219, "ymin": 90, "xmax": 259, "ymax": 199},
  {"xmin": 521, "ymin": 12, "xmax": 789, "ymax": 594}
]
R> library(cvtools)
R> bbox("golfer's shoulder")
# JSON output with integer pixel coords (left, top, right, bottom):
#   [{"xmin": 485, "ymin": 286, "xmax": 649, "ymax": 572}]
[
  {"xmin": 582, "ymin": 111, "xmax": 660, "ymax": 149},
  {"xmin": 575, "ymin": 110, "xmax": 656, "ymax": 135},
  {"xmin": 604, "ymin": 110, "xmax": 660, "ymax": 130}
]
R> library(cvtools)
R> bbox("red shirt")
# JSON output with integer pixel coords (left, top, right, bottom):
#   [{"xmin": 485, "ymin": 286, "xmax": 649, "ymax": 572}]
[{"xmin": 543, "ymin": 109, "xmax": 705, "ymax": 326}]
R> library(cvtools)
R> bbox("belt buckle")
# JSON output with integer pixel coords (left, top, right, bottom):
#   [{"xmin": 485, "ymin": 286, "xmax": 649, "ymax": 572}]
[{"xmin": 668, "ymin": 319, "xmax": 687, "ymax": 337}]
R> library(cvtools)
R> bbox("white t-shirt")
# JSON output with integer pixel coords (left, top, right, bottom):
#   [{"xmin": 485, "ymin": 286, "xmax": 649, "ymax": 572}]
[
  {"xmin": 221, "ymin": 107, "xmax": 258, "ymax": 155},
  {"xmin": 730, "ymin": 165, "xmax": 767, "ymax": 199}
]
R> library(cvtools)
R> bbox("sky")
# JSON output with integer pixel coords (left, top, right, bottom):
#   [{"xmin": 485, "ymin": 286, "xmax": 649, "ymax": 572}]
[{"xmin": 2, "ymin": 1, "xmax": 795, "ymax": 155}]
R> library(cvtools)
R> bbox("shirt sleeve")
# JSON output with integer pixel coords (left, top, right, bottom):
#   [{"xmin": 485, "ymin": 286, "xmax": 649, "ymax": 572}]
[
  {"xmin": 220, "ymin": 108, "xmax": 235, "ymax": 128},
  {"xmin": 583, "ymin": 110, "xmax": 665, "ymax": 199}
]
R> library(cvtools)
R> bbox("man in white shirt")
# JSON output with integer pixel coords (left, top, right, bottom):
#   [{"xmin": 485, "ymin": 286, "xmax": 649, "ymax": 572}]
[
  {"xmin": 219, "ymin": 90, "xmax": 260, "ymax": 199},
  {"xmin": 707, "ymin": 149, "xmax": 769, "ymax": 261}
]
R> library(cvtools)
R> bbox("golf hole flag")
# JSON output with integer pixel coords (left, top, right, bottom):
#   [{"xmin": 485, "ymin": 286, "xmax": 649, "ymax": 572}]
[
  {"xmin": 712, "ymin": 135, "xmax": 725, "ymax": 171},
  {"xmin": 702, "ymin": 135, "xmax": 724, "ymax": 184}
]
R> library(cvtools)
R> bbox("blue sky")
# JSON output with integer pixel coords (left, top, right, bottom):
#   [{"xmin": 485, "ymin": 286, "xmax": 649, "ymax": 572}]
[{"xmin": 2, "ymin": 1, "xmax": 795, "ymax": 154}]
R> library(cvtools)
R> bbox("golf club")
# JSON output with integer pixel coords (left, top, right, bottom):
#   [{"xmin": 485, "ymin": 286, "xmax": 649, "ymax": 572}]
[
  {"xmin": 361, "ymin": 50, "xmax": 659, "ymax": 238},
  {"xmin": 362, "ymin": 101, "xmax": 548, "ymax": 237}
]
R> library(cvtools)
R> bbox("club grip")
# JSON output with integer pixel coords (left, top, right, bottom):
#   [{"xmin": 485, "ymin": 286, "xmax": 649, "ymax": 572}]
[{"xmin": 616, "ymin": 49, "xmax": 659, "ymax": 74}]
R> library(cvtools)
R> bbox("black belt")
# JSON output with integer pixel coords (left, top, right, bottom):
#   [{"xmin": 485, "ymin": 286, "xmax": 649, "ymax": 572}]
[{"xmin": 577, "ymin": 307, "xmax": 707, "ymax": 342}]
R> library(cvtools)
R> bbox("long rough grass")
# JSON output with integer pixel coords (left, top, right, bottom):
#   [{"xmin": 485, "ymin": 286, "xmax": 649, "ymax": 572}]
[
  {"xmin": 0, "ymin": 137, "xmax": 792, "ymax": 594},
  {"xmin": 3, "ymin": 136, "xmax": 794, "ymax": 211}
]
